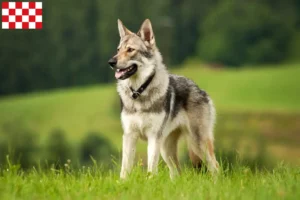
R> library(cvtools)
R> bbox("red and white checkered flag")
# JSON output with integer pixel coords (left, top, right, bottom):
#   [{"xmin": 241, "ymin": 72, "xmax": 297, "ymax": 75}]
[{"xmin": 2, "ymin": 2, "xmax": 42, "ymax": 29}]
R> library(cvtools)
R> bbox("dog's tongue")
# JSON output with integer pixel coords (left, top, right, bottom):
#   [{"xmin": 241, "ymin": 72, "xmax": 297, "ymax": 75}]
[{"xmin": 115, "ymin": 71, "xmax": 125, "ymax": 79}]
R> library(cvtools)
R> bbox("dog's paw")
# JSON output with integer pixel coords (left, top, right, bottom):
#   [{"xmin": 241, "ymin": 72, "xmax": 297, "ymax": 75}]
[
  {"xmin": 120, "ymin": 172, "xmax": 128, "ymax": 180},
  {"xmin": 146, "ymin": 172, "xmax": 155, "ymax": 180}
]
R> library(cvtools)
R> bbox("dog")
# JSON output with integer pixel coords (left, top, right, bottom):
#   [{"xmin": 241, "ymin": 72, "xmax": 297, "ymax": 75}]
[{"xmin": 108, "ymin": 19, "xmax": 219, "ymax": 179}]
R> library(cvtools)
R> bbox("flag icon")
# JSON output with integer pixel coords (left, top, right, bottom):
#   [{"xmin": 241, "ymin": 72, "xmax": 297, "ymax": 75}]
[{"xmin": 2, "ymin": 2, "xmax": 42, "ymax": 29}]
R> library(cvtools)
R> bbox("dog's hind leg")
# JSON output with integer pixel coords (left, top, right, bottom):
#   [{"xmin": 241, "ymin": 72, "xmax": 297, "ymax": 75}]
[
  {"xmin": 187, "ymin": 107, "xmax": 219, "ymax": 174},
  {"xmin": 188, "ymin": 132, "xmax": 219, "ymax": 174},
  {"xmin": 188, "ymin": 126, "xmax": 219, "ymax": 174},
  {"xmin": 199, "ymin": 138, "xmax": 219, "ymax": 174},
  {"xmin": 188, "ymin": 148, "xmax": 203, "ymax": 169},
  {"xmin": 160, "ymin": 128, "xmax": 181, "ymax": 179}
]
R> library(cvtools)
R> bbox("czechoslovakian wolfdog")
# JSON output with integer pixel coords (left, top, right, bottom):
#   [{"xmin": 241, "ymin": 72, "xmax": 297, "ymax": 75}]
[{"xmin": 108, "ymin": 19, "xmax": 219, "ymax": 179}]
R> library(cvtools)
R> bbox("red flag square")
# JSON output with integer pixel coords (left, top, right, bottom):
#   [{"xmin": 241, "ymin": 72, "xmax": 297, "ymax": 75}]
[
  {"xmin": 16, "ymin": 2, "xmax": 23, "ymax": 9},
  {"xmin": 2, "ymin": 2, "xmax": 9, "ymax": 9},
  {"xmin": 2, "ymin": 2, "xmax": 43, "ymax": 29}
]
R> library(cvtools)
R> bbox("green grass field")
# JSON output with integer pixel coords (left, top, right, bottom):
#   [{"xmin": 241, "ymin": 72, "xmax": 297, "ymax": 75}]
[
  {"xmin": 0, "ymin": 63, "xmax": 300, "ymax": 199},
  {"xmin": 0, "ymin": 164, "xmax": 299, "ymax": 200}
]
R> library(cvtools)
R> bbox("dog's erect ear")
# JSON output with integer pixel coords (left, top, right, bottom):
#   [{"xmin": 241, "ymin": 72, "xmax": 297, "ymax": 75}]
[
  {"xmin": 118, "ymin": 19, "xmax": 133, "ymax": 38},
  {"xmin": 137, "ymin": 19, "xmax": 155, "ymax": 47}
]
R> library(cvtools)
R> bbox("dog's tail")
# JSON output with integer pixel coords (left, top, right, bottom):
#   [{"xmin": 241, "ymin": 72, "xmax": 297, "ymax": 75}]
[{"xmin": 188, "ymin": 148, "xmax": 203, "ymax": 169}]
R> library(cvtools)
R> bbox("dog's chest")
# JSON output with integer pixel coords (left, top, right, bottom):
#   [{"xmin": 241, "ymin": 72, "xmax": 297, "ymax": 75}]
[{"xmin": 121, "ymin": 111, "xmax": 166, "ymax": 139}]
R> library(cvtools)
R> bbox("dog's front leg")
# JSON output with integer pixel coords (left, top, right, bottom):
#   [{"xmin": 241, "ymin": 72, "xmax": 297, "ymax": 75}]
[
  {"xmin": 120, "ymin": 133, "xmax": 138, "ymax": 179},
  {"xmin": 147, "ymin": 137, "xmax": 161, "ymax": 175}
]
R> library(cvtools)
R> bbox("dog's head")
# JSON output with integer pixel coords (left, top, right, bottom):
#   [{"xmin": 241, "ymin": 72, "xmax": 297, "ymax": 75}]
[{"xmin": 108, "ymin": 19, "xmax": 158, "ymax": 80}]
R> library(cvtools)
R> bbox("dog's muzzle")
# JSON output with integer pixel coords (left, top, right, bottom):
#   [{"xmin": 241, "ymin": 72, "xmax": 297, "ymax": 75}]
[{"xmin": 114, "ymin": 64, "xmax": 138, "ymax": 80}]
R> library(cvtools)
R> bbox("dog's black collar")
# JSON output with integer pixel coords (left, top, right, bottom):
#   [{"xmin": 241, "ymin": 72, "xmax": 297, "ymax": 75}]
[{"xmin": 130, "ymin": 72, "xmax": 156, "ymax": 99}]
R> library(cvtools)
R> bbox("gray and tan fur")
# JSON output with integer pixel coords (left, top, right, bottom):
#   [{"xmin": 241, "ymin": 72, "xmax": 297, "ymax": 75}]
[{"xmin": 108, "ymin": 19, "xmax": 219, "ymax": 179}]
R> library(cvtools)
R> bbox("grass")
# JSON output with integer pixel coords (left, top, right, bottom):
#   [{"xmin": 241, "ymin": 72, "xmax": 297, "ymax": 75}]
[{"xmin": 0, "ymin": 163, "xmax": 299, "ymax": 200}]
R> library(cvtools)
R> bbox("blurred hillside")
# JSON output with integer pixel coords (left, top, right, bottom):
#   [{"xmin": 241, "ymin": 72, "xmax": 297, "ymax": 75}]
[
  {"xmin": 0, "ymin": 64, "xmax": 299, "ymax": 168},
  {"xmin": 0, "ymin": 0, "xmax": 300, "ymax": 95}
]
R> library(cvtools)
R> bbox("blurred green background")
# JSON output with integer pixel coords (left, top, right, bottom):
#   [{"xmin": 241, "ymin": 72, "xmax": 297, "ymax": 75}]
[{"xmin": 0, "ymin": 0, "xmax": 299, "ymax": 169}]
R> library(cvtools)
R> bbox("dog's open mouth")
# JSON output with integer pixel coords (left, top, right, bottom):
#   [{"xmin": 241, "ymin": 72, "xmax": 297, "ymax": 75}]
[{"xmin": 115, "ymin": 64, "xmax": 138, "ymax": 80}]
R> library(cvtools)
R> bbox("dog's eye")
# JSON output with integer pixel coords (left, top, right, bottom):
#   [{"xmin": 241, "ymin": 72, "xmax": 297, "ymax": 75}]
[
  {"xmin": 127, "ymin": 48, "xmax": 134, "ymax": 53},
  {"xmin": 117, "ymin": 48, "xmax": 120, "ymax": 52}
]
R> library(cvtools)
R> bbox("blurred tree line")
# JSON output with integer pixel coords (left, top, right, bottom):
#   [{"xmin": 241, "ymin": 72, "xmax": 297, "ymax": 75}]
[
  {"xmin": 0, "ymin": 0, "xmax": 299, "ymax": 95},
  {"xmin": 0, "ymin": 126, "xmax": 118, "ymax": 169}
]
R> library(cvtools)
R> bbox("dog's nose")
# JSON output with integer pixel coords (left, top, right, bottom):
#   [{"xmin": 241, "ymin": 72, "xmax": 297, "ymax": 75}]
[{"xmin": 108, "ymin": 58, "xmax": 117, "ymax": 67}]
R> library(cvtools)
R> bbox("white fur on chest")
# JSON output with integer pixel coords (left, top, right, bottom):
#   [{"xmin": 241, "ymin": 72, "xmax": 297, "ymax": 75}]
[
  {"xmin": 121, "ymin": 111, "xmax": 166, "ymax": 139},
  {"xmin": 121, "ymin": 109, "xmax": 189, "ymax": 140}
]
